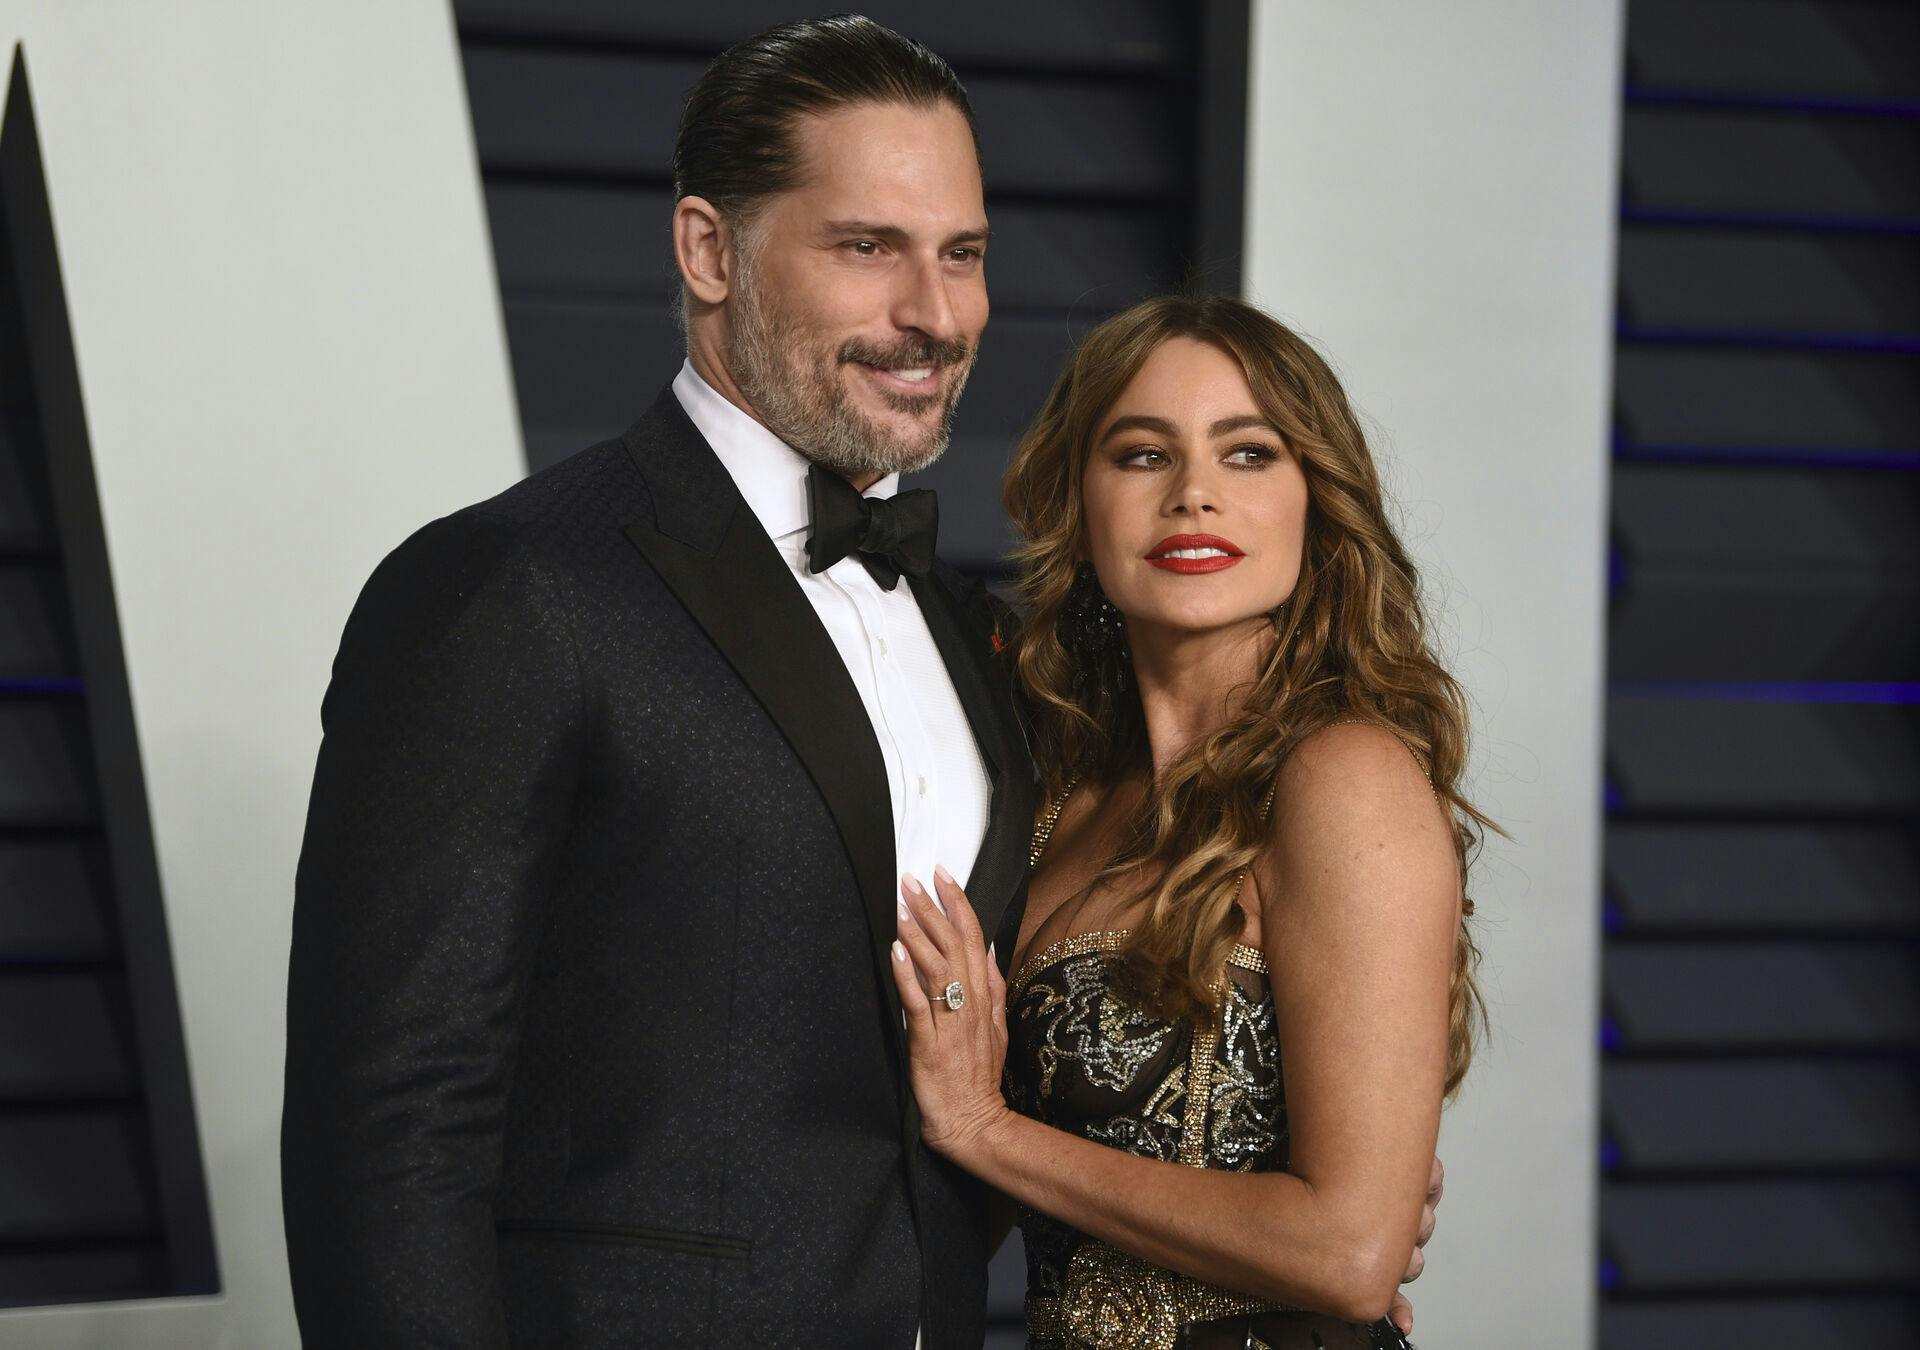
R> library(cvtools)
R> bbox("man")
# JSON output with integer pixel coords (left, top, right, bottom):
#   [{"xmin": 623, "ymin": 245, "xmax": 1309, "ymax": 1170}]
[{"xmin": 281, "ymin": 16, "xmax": 1433, "ymax": 1348}]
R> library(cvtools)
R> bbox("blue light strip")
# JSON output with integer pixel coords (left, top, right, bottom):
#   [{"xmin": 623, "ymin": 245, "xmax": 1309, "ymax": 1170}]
[
  {"xmin": 1612, "ymin": 432, "xmax": 1920, "ymax": 472},
  {"xmin": 1620, "ymin": 205, "xmax": 1920, "ymax": 237},
  {"xmin": 1611, "ymin": 680, "xmax": 1920, "ymax": 705},
  {"xmin": 1617, "ymin": 322, "xmax": 1920, "ymax": 357},
  {"xmin": 1624, "ymin": 84, "xmax": 1920, "ymax": 120},
  {"xmin": 0, "ymin": 677, "xmax": 84, "ymax": 695}
]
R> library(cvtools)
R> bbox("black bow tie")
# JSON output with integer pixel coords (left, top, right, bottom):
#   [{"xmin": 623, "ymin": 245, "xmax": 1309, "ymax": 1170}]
[{"xmin": 805, "ymin": 464, "xmax": 938, "ymax": 591}]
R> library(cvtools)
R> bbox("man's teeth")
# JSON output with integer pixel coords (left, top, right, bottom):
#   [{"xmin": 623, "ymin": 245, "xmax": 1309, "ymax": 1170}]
[
  {"xmin": 887, "ymin": 367, "xmax": 934, "ymax": 383},
  {"xmin": 1161, "ymin": 548, "xmax": 1230, "ymax": 559}
]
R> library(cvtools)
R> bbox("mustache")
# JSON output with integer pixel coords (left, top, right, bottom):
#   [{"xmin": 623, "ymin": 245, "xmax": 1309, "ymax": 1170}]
[{"xmin": 838, "ymin": 335, "xmax": 973, "ymax": 374}]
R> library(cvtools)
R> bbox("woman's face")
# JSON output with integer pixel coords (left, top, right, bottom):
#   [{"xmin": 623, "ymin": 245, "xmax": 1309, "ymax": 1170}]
[{"xmin": 1081, "ymin": 337, "xmax": 1310, "ymax": 640}]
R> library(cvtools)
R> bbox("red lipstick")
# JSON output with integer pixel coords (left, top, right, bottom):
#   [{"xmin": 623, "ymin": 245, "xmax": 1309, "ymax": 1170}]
[{"xmin": 1144, "ymin": 533, "xmax": 1244, "ymax": 574}]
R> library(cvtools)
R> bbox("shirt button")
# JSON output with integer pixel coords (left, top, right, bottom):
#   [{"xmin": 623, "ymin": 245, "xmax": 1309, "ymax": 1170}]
[
  {"xmin": 877, "ymin": 637, "xmax": 889, "ymax": 658},
  {"xmin": 917, "ymin": 775, "xmax": 927, "ymax": 797}
]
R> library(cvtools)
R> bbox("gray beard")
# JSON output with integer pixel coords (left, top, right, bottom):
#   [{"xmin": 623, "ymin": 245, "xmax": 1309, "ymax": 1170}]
[{"xmin": 726, "ymin": 252, "xmax": 972, "ymax": 479}]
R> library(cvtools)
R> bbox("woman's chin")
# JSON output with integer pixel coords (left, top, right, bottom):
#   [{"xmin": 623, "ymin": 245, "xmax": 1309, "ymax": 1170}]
[{"xmin": 1124, "ymin": 604, "xmax": 1270, "ymax": 638}]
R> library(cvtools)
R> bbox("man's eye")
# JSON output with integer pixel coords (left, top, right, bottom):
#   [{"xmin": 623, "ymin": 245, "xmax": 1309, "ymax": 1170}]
[
  {"xmin": 949, "ymin": 247, "xmax": 981, "ymax": 263},
  {"xmin": 848, "ymin": 240, "xmax": 880, "ymax": 256}
]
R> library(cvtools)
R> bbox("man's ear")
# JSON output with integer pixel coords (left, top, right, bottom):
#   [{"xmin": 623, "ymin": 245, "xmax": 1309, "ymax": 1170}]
[{"xmin": 673, "ymin": 196, "xmax": 733, "ymax": 306}]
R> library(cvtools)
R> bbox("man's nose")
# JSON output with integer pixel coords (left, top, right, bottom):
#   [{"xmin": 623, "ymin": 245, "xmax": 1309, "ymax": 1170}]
[{"xmin": 891, "ymin": 254, "xmax": 960, "ymax": 345}]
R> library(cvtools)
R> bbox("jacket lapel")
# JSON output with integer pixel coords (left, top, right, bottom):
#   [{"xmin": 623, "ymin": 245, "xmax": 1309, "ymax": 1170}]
[
  {"xmin": 907, "ymin": 566, "xmax": 1037, "ymax": 967},
  {"xmin": 619, "ymin": 390, "xmax": 903, "ymax": 1027}
]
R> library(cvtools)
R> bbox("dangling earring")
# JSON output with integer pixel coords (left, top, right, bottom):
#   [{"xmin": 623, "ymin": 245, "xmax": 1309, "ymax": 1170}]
[{"xmin": 1059, "ymin": 562, "xmax": 1130, "ymax": 697}]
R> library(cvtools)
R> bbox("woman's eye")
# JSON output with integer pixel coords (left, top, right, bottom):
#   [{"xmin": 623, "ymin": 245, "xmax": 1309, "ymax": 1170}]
[
  {"xmin": 1119, "ymin": 447, "xmax": 1169, "ymax": 468},
  {"xmin": 1225, "ymin": 443, "xmax": 1278, "ymax": 467}
]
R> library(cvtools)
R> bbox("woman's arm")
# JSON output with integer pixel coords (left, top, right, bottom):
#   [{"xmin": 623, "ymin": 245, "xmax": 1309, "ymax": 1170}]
[{"xmin": 893, "ymin": 723, "xmax": 1457, "ymax": 1324}]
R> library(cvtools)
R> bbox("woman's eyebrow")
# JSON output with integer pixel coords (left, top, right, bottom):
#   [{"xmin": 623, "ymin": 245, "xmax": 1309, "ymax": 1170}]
[
  {"xmin": 1100, "ymin": 414, "xmax": 1177, "ymax": 442},
  {"xmin": 1210, "ymin": 414, "xmax": 1280, "ymax": 436}
]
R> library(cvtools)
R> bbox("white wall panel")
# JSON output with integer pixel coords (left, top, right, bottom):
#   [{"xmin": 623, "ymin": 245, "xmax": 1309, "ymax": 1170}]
[
  {"xmin": 1244, "ymin": 3, "xmax": 1621, "ymax": 1344},
  {"xmin": 0, "ymin": 0, "xmax": 521, "ymax": 1343}
]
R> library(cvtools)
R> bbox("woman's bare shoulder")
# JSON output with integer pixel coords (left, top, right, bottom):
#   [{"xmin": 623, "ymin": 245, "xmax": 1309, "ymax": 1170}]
[
  {"xmin": 1276, "ymin": 720, "xmax": 1432, "ymax": 798},
  {"xmin": 1263, "ymin": 722, "xmax": 1456, "ymax": 910}
]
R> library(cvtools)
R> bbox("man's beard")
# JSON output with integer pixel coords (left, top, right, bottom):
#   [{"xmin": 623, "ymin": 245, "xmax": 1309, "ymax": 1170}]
[{"xmin": 727, "ymin": 250, "xmax": 975, "ymax": 479}]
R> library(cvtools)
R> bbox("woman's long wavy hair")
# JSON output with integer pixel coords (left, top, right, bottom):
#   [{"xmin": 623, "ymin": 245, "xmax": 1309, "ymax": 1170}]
[{"xmin": 1003, "ymin": 293, "xmax": 1490, "ymax": 1099}]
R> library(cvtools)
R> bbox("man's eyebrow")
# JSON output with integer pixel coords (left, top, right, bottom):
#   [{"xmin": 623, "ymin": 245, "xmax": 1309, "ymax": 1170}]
[
  {"xmin": 823, "ymin": 220, "xmax": 909, "ymax": 241},
  {"xmin": 1100, "ymin": 414, "xmax": 1177, "ymax": 442},
  {"xmin": 821, "ymin": 220, "xmax": 993, "ymax": 247},
  {"xmin": 1210, "ymin": 414, "xmax": 1281, "ymax": 436}
]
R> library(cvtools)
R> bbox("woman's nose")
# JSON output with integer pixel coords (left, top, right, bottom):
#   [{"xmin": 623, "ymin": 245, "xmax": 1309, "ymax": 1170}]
[{"xmin": 1165, "ymin": 465, "xmax": 1218, "ymax": 515}]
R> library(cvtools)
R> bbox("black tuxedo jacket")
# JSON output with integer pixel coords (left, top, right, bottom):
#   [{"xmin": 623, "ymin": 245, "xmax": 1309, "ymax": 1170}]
[{"xmin": 282, "ymin": 387, "xmax": 1036, "ymax": 1349}]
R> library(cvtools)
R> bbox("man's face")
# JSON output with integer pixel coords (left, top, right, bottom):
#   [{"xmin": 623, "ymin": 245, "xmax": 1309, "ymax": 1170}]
[{"xmin": 727, "ymin": 100, "xmax": 990, "ymax": 479}]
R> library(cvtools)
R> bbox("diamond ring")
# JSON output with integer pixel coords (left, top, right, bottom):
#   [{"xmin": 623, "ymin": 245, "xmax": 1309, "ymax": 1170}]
[{"xmin": 939, "ymin": 980, "xmax": 966, "ymax": 1012}]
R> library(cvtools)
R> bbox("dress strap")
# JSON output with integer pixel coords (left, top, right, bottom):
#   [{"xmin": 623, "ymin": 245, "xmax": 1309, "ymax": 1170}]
[{"xmin": 1027, "ymin": 774, "xmax": 1081, "ymax": 869}]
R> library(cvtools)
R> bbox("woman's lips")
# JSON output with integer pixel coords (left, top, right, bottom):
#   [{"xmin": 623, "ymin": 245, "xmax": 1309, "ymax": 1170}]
[{"xmin": 1145, "ymin": 533, "xmax": 1244, "ymax": 574}]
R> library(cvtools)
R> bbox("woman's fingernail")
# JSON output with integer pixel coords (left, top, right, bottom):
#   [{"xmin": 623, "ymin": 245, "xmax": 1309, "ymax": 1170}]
[
  {"xmin": 903, "ymin": 874, "xmax": 924, "ymax": 896},
  {"xmin": 933, "ymin": 863, "xmax": 953, "ymax": 886},
  {"xmin": 891, "ymin": 941, "xmax": 906, "ymax": 962},
  {"xmin": 988, "ymin": 941, "xmax": 996, "ymax": 961},
  {"xmin": 897, "ymin": 899, "xmax": 910, "ymax": 923}
]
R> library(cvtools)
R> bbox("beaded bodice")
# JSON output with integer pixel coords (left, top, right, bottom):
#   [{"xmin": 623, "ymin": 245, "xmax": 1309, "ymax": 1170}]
[
  {"xmin": 1003, "ymin": 931, "xmax": 1288, "ymax": 1348},
  {"xmin": 1005, "ymin": 749, "xmax": 1426, "ymax": 1350}
]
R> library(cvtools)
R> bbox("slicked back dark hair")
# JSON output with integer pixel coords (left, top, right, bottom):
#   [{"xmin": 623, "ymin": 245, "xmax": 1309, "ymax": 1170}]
[{"xmin": 672, "ymin": 13, "xmax": 980, "ymax": 229}]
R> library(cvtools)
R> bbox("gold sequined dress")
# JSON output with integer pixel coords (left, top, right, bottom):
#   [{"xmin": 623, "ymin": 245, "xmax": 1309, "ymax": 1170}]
[{"xmin": 1003, "ymin": 931, "xmax": 1412, "ymax": 1350}]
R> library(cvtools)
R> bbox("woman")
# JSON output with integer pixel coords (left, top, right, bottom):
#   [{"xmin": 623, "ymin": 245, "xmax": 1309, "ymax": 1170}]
[{"xmin": 890, "ymin": 294, "xmax": 1488, "ymax": 1349}]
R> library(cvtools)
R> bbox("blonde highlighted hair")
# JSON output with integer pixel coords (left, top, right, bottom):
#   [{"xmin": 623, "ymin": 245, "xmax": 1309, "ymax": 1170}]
[{"xmin": 1003, "ymin": 293, "xmax": 1489, "ymax": 1098}]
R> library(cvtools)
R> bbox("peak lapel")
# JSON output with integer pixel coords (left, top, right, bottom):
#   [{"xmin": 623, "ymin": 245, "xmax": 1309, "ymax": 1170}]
[
  {"xmin": 907, "ymin": 568, "xmax": 1037, "ymax": 960},
  {"xmin": 619, "ymin": 390, "xmax": 903, "ymax": 1030}
]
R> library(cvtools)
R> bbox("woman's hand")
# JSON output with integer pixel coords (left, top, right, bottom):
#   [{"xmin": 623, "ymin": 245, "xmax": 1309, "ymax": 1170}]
[{"xmin": 890, "ymin": 865, "xmax": 1012, "ymax": 1165}]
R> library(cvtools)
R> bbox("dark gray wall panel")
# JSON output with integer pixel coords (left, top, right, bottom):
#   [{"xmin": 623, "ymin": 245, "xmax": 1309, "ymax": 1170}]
[
  {"xmin": 1, "ymin": 52, "xmax": 217, "ymax": 1306},
  {"xmin": 1626, "ymin": 0, "xmax": 1920, "ymax": 101},
  {"xmin": 0, "ymin": 1243, "xmax": 168, "ymax": 1304},
  {"xmin": 1605, "ymin": 1059, "xmax": 1920, "ymax": 1170},
  {"xmin": 1615, "ymin": 347, "xmax": 1920, "ymax": 451},
  {"xmin": 1607, "ymin": 823, "xmax": 1920, "ymax": 933},
  {"xmin": 0, "ymin": 702, "xmax": 93, "ymax": 823},
  {"xmin": 0, "ymin": 974, "xmax": 135, "ymax": 1100},
  {"xmin": 0, "ymin": 426, "xmax": 53, "ymax": 555},
  {"xmin": 1605, "ymin": 4, "xmax": 1920, "ymax": 1331},
  {"xmin": 1610, "ymin": 461, "xmax": 1920, "ymax": 679},
  {"xmin": 1611, "ymin": 463, "xmax": 1920, "ymax": 567},
  {"xmin": 0, "ymin": 1110, "xmax": 154, "ymax": 1241},
  {"xmin": 1608, "ymin": 698, "xmax": 1920, "ymax": 814},
  {"xmin": 456, "ymin": 0, "xmax": 1190, "ymax": 72},
  {"xmin": 1603, "ymin": 1295, "xmax": 1920, "ymax": 1350},
  {"xmin": 1609, "ymin": 577, "xmax": 1920, "ymax": 681},
  {"xmin": 1605, "ymin": 942, "xmax": 1920, "ymax": 1050},
  {"xmin": 0, "ymin": 559, "xmax": 73, "ymax": 676},
  {"xmin": 1618, "ymin": 228, "xmax": 1920, "ymax": 334},
  {"xmin": 463, "ymin": 46, "xmax": 689, "ymax": 180},
  {"xmin": 466, "ymin": 46, "xmax": 1183, "ymax": 199},
  {"xmin": 1602, "ymin": 1179, "xmax": 1920, "ymax": 1289},
  {"xmin": 1621, "ymin": 107, "xmax": 1920, "ymax": 218},
  {"xmin": 0, "ymin": 840, "xmax": 113, "ymax": 960}
]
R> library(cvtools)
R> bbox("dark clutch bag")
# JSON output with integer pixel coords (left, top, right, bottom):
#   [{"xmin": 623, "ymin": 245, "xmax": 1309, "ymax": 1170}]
[{"xmin": 1176, "ymin": 1311, "xmax": 1413, "ymax": 1350}]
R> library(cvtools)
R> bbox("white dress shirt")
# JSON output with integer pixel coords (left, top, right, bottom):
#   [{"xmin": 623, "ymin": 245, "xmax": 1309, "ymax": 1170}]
[{"xmin": 672, "ymin": 359, "xmax": 992, "ymax": 898}]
